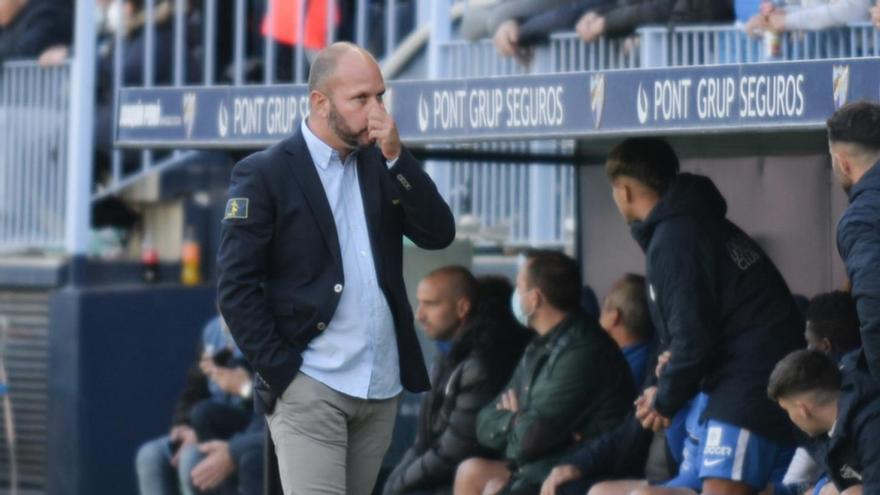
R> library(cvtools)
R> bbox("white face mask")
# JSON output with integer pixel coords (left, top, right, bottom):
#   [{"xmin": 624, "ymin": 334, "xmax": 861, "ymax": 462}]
[{"xmin": 511, "ymin": 288, "xmax": 533, "ymax": 327}]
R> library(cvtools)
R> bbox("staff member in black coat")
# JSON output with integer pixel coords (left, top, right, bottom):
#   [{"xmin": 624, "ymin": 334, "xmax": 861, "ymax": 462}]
[
  {"xmin": 604, "ymin": 138, "xmax": 803, "ymax": 495},
  {"xmin": 384, "ymin": 270, "xmax": 531, "ymax": 494},
  {"xmin": 217, "ymin": 42, "xmax": 455, "ymax": 495}
]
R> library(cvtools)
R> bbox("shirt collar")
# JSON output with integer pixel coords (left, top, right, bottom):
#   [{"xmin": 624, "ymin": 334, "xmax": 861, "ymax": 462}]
[{"xmin": 301, "ymin": 118, "xmax": 336, "ymax": 170}]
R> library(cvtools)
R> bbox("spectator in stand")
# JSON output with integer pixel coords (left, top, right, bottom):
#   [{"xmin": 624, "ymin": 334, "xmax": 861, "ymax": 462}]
[
  {"xmin": 135, "ymin": 314, "xmax": 262, "ymax": 495},
  {"xmin": 0, "ymin": 0, "xmax": 72, "ymax": 67},
  {"xmin": 454, "ymin": 250, "xmax": 635, "ymax": 495},
  {"xmin": 575, "ymin": 0, "xmax": 733, "ymax": 43},
  {"xmin": 383, "ymin": 270, "xmax": 531, "ymax": 494},
  {"xmin": 459, "ymin": 0, "xmax": 575, "ymax": 61},
  {"xmin": 768, "ymin": 350, "xmax": 880, "ymax": 494},
  {"xmin": 827, "ymin": 101, "xmax": 880, "ymax": 382},
  {"xmin": 744, "ymin": 0, "xmax": 870, "ymax": 36}
]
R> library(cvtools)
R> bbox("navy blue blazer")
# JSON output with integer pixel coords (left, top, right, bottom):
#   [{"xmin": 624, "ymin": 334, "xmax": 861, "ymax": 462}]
[{"xmin": 217, "ymin": 129, "xmax": 455, "ymax": 413}]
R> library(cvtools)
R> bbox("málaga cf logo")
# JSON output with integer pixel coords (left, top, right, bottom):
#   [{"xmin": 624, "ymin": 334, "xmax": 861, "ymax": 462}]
[
  {"xmin": 832, "ymin": 65, "xmax": 850, "ymax": 110},
  {"xmin": 590, "ymin": 73, "xmax": 606, "ymax": 129}
]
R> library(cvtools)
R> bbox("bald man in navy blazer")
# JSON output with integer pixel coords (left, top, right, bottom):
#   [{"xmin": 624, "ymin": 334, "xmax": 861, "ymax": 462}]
[{"xmin": 217, "ymin": 43, "xmax": 455, "ymax": 494}]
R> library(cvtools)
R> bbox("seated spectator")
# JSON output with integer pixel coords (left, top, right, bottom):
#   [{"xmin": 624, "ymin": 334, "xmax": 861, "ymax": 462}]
[
  {"xmin": 458, "ymin": 0, "xmax": 574, "ymax": 60},
  {"xmin": 189, "ymin": 416, "xmax": 265, "ymax": 495},
  {"xmin": 744, "ymin": 0, "xmax": 870, "ymax": 35},
  {"xmin": 382, "ymin": 269, "xmax": 531, "ymax": 494},
  {"xmin": 454, "ymin": 250, "xmax": 636, "ymax": 495},
  {"xmin": 135, "ymin": 315, "xmax": 261, "ymax": 495},
  {"xmin": 575, "ymin": 0, "xmax": 734, "ymax": 43},
  {"xmin": 507, "ymin": 0, "xmax": 618, "ymax": 48},
  {"xmin": 768, "ymin": 350, "xmax": 880, "ymax": 494},
  {"xmin": 0, "ymin": 0, "xmax": 72, "ymax": 66},
  {"xmin": 599, "ymin": 274, "xmax": 654, "ymax": 386}
]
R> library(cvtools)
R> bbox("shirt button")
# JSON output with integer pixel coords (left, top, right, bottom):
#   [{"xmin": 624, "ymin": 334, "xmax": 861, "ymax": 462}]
[
  {"xmin": 317, "ymin": 322, "xmax": 327, "ymax": 331},
  {"xmin": 334, "ymin": 284, "xmax": 343, "ymax": 293}
]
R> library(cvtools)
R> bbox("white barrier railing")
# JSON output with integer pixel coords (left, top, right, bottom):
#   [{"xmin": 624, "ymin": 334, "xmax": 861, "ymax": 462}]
[{"xmin": 0, "ymin": 61, "xmax": 70, "ymax": 254}]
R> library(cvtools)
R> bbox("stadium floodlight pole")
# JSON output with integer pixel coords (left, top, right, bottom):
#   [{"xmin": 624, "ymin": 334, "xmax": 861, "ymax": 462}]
[{"xmin": 65, "ymin": 0, "xmax": 96, "ymax": 279}]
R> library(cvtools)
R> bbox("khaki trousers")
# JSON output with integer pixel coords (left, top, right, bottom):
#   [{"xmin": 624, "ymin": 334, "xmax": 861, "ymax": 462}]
[{"xmin": 267, "ymin": 372, "xmax": 400, "ymax": 495}]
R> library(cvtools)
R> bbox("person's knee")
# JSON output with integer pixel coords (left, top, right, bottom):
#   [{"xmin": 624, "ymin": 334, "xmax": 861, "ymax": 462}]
[
  {"xmin": 177, "ymin": 442, "xmax": 204, "ymax": 481},
  {"xmin": 701, "ymin": 478, "xmax": 755, "ymax": 495},
  {"xmin": 135, "ymin": 437, "xmax": 169, "ymax": 476},
  {"xmin": 455, "ymin": 458, "xmax": 485, "ymax": 485}
]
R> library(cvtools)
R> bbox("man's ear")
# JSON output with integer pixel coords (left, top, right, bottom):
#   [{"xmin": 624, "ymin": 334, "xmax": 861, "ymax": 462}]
[
  {"xmin": 797, "ymin": 400, "xmax": 812, "ymax": 420},
  {"xmin": 456, "ymin": 297, "xmax": 471, "ymax": 320},
  {"xmin": 834, "ymin": 148, "xmax": 855, "ymax": 178},
  {"xmin": 821, "ymin": 337, "xmax": 834, "ymax": 355},
  {"xmin": 609, "ymin": 307, "xmax": 622, "ymax": 327},
  {"xmin": 309, "ymin": 90, "xmax": 329, "ymax": 118},
  {"xmin": 623, "ymin": 182, "xmax": 635, "ymax": 204}
]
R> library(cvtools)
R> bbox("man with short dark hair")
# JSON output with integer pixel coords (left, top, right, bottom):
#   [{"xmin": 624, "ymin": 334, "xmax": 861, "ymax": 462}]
[
  {"xmin": 826, "ymin": 101, "xmax": 880, "ymax": 382},
  {"xmin": 603, "ymin": 137, "xmax": 804, "ymax": 495},
  {"xmin": 768, "ymin": 350, "xmax": 880, "ymax": 494},
  {"xmin": 454, "ymin": 250, "xmax": 636, "ymax": 495},
  {"xmin": 805, "ymin": 291, "xmax": 862, "ymax": 363}
]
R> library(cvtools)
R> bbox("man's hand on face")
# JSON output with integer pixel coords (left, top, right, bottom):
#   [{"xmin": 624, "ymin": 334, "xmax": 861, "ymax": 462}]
[
  {"xmin": 190, "ymin": 441, "xmax": 235, "ymax": 491},
  {"xmin": 367, "ymin": 106, "xmax": 401, "ymax": 161}
]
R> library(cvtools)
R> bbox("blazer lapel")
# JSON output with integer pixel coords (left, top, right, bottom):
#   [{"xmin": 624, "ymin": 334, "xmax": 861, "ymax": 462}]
[
  {"xmin": 284, "ymin": 131, "xmax": 343, "ymax": 269},
  {"xmin": 357, "ymin": 150, "xmax": 385, "ymax": 278}
]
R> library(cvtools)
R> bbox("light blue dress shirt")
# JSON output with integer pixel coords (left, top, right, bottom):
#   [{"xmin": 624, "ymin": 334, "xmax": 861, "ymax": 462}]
[{"xmin": 298, "ymin": 119, "xmax": 402, "ymax": 400}]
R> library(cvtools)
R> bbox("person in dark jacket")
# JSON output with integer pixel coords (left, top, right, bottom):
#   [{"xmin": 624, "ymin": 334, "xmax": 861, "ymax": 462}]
[
  {"xmin": 454, "ymin": 250, "xmax": 636, "ymax": 495},
  {"xmin": 383, "ymin": 269, "xmax": 531, "ymax": 494},
  {"xmin": 575, "ymin": 0, "xmax": 733, "ymax": 42},
  {"xmin": 602, "ymin": 138, "xmax": 803, "ymax": 494},
  {"xmin": 768, "ymin": 350, "xmax": 880, "ymax": 494},
  {"xmin": 0, "ymin": 0, "xmax": 71, "ymax": 66},
  {"xmin": 827, "ymin": 101, "xmax": 880, "ymax": 383}
]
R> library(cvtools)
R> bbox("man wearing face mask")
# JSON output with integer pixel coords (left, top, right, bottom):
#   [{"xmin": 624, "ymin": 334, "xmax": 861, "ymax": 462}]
[
  {"xmin": 827, "ymin": 101, "xmax": 880, "ymax": 382},
  {"xmin": 216, "ymin": 42, "xmax": 455, "ymax": 495},
  {"xmin": 454, "ymin": 250, "xmax": 635, "ymax": 495}
]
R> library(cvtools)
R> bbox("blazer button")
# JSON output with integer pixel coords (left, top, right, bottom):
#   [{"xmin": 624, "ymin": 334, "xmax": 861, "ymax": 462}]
[
  {"xmin": 334, "ymin": 284, "xmax": 343, "ymax": 294},
  {"xmin": 317, "ymin": 322, "xmax": 327, "ymax": 331}
]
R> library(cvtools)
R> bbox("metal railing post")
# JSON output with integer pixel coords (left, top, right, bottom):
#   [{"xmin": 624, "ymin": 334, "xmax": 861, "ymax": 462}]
[{"xmin": 65, "ymin": 1, "xmax": 97, "ymax": 260}]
